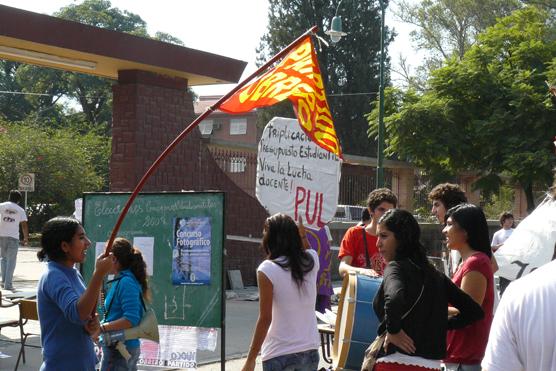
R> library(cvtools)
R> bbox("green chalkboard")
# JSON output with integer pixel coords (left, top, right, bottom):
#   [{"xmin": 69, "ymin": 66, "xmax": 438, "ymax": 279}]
[{"xmin": 81, "ymin": 192, "xmax": 224, "ymax": 329}]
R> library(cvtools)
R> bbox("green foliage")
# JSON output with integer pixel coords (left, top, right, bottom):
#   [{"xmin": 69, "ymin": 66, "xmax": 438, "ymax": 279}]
[
  {"xmin": 395, "ymin": 0, "xmax": 521, "ymax": 87},
  {"xmin": 257, "ymin": 0, "xmax": 392, "ymax": 156},
  {"xmin": 372, "ymin": 7, "xmax": 556, "ymax": 212},
  {"xmin": 482, "ymin": 185, "xmax": 515, "ymax": 219},
  {"xmin": 0, "ymin": 120, "xmax": 110, "ymax": 231}
]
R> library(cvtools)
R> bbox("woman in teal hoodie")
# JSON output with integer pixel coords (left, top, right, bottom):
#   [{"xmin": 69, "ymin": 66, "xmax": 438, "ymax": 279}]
[{"xmin": 99, "ymin": 237, "xmax": 150, "ymax": 371}]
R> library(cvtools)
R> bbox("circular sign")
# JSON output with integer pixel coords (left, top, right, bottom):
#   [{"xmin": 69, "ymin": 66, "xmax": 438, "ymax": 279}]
[{"xmin": 18, "ymin": 173, "xmax": 35, "ymax": 192}]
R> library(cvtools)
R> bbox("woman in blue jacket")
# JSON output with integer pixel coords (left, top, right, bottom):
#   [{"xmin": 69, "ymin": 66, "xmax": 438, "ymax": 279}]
[{"xmin": 99, "ymin": 237, "xmax": 150, "ymax": 371}]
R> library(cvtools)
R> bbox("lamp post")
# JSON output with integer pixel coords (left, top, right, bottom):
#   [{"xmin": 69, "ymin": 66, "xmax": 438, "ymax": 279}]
[{"xmin": 326, "ymin": 0, "xmax": 387, "ymax": 188}]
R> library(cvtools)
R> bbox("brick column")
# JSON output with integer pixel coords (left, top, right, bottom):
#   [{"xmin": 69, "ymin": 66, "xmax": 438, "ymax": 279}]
[
  {"xmin": 110, "ymin": 70, "xmax": 268, "ymax": 286},
  {"xmin": 110, "ymin": 70, "xmax": 198, "ymax": 191}
]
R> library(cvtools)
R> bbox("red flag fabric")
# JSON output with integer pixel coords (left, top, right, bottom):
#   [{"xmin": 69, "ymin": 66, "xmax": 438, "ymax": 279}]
[{"xmin": 220, "ymin": 36, "xmax": 342, "ymax": 158}]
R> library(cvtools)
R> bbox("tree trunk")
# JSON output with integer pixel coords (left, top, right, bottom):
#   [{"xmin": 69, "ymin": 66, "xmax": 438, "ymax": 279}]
[{"xmin": 523, "ymin": 182, "xmax": 536, "ymax": 214}]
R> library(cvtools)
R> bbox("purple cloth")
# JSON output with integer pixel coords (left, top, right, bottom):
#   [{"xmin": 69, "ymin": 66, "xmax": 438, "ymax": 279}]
[{"xmin": 306, "ymin": 227, "xmax": 333, "ymax": 301}]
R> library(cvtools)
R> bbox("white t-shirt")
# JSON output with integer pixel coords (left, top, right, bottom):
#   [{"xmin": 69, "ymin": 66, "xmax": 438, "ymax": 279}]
[
  {"xmin": 258, "ymin": 249, "xmax": 320, "ymax": 361},
  {"xmin": 491, "ymin": 228, "xmax": 514, "ymax": 247},
  {"xmin": 0, "ymin": 201, "xmax": 27, "ymax": 239},
  {"xmin": 482, "ymin": 259, "xmax": 556, "ymax": 371}
]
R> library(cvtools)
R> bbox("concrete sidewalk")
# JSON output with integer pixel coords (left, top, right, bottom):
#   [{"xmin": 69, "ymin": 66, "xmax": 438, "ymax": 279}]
[{"xmin": 0, "ymin": 247, "xmax": 338, "ymax": 370}]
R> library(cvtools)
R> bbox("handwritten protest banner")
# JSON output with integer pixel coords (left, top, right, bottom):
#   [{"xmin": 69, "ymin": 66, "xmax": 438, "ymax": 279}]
[{"xmin": 256, "ymin": 117, "xmax": 341, "ymax": 228}]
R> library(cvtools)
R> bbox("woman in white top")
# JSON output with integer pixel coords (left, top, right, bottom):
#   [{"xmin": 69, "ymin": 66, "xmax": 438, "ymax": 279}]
[{"xmin": 242, "ymin": 213, "xmax": 320, "ymax": 371}]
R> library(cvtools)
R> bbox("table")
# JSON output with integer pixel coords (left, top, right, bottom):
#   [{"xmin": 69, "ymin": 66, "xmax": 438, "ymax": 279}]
[{"xmin": 318, "ymin": 323, "xmax": 334, "ymax": 364}]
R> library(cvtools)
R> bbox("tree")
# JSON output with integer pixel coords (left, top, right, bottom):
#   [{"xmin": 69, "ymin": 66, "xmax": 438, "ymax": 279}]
[
  {"xmin": 4, "ymin": 0, "xmax": 184, "ymax": 133},
  {"xmin": 370, "ymin": 7, "xmax": 556, "ymax": 212},
  {"xmin": 257, "ymin": 0, "xmax": 393, "ymax": 156},
  {"xmin": 0, "ymin": 119, "xmax": 110, "ymax": 231},
  {"xmin": 395, "ymin": 0, "xmax": 521, "ymax": 87}
]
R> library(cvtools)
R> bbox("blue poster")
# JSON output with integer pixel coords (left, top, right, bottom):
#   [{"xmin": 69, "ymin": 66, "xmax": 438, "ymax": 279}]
[{"xmin": 172, "ymin": 216, "xmax": 212, "ymax": 285}]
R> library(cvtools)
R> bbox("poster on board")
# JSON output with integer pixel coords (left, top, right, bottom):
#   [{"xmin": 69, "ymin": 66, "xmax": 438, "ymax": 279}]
[
  {"xmin": 172, "ymin": 216, "xmax": 212, "ymax": 285},
  {"xmin": 256, "ymin": 117, "xmax": 341, "ymax": 228}
]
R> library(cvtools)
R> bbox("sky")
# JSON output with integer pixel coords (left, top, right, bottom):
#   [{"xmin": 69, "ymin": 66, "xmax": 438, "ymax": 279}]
[{"xmin": 0, "ymin": 0, "xmax": 421, "ymax": 96}]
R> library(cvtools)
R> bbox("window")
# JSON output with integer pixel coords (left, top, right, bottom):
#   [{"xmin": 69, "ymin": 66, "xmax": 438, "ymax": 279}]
[
  {"xmin": 229, "ymin": 157, "xmax": 247, "ymax": 173},
  {"xmin": 230, "ymin": 118, "xmax": 247, "ymax": 135},
  {"xmin": 199, "ymin": 120, "xmax": 213, "ymax": 135}
]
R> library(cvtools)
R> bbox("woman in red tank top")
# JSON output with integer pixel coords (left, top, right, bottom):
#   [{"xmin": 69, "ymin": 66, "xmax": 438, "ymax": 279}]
[{"xmin": 442, "ymin": 204, "xmax": 494, "ymax": 371}]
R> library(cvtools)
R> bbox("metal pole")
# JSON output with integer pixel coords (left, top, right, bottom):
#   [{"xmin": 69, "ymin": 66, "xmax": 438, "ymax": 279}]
[{"xmin": 376, "ymin": 0, "xmax": 386, "ymax": 188}]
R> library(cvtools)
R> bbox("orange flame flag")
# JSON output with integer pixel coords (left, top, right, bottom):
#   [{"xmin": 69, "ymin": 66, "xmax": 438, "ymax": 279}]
[{"xmin": 220, "ymin": 36, "xmax": 342, "ymax": 158}]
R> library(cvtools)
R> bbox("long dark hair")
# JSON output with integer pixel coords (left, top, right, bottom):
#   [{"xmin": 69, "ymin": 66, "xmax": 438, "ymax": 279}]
[
  {"xmin": 112, "ymin": 237, "xmax": 151, "ymax": 301},
  {"xmin": 261, "ymin": 213, "xmax": 314, "ymax": 288},
  {"xmin": 446, "ymin": 203, "xmax": 492, "ymax": 258},
  {"xmin": 378, "ymin": 209, "xmax": 432, "ymax": 271},
  {"xmin": 38, "ymin": 217, "xmax": 81, "ymax": 262}
]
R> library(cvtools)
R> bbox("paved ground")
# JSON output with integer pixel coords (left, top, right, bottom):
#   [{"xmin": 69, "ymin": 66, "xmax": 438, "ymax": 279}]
[{"xmin": 0, "ymin": 247, "xmax": 337, "ymax": 370}]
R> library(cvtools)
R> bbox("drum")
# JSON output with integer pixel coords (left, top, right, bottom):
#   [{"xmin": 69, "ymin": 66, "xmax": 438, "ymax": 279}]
[{"xmin": 332, "ymin": 273, "xmax": 382, "ymax": 371}]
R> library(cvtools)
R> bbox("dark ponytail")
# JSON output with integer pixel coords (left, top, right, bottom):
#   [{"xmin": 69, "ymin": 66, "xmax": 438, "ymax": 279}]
[{"xmin": 112, "ymin": 237, "xmax": 151, "ymax": 301}]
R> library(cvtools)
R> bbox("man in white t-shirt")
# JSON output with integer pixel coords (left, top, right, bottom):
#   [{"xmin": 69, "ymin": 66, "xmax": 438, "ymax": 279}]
[
  {"xmin": 482, "ymin": 259, "xmax": 556, "ymax": 371},
  {"xmin": 491, "ymin": 212, "xmax": 515, "ymax": 251},
  {"xmin": 0, "ymin": 190, "xmax": 29, "ymax": 291}
]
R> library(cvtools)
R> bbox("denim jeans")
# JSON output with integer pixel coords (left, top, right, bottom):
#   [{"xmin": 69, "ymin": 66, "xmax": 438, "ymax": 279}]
[
  {"xmin": 442, "ymin": 363, "xmax": 481, "ymax": 371},
  {"xmin": 100, "ymin": 344, "xmax": 140, "ymax": 371},
  {"xmin": 0, "ymin": 237, "xmax": 19, "ymax": 289},
  {"xmin": 262, "ymin": 349, "xmax": 319, "ymax": 371}
]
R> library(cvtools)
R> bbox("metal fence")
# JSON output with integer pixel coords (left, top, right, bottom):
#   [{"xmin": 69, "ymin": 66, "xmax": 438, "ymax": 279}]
[
  {"xmin": 209, "ymin": 147, "xmax": 258, "ymax": 197},
  {"xmin": 338, "ymin": 170, "xmax": 392, "ymax": 206}
]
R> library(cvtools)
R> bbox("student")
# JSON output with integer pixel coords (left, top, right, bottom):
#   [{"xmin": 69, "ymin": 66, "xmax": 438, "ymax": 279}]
[
  {"xmin": 338, "ymin": 188, "xmax": 397, "ymax": 277},
  {"xmin": 99, "ymin": 237, "xmax": 150, "ymax": 371},
  {"xmin": 0, "ymin": 190, "xmax": 29, "ymax": 291},
  {"xmin": 443, "ymin": 205, "xmax": 494, "ymax": 371},
  {"xmin": 373, "ymin": 209, "xmax": 483, "ymax": 371},
  {"xmin": 490, "ymin": 212, "xmax": 515, "ymax": 252},
  {"xmin": 242, "ymin": 214, "xmax": 320, "ymax": 371},
  {"xmin": 428, "ymin": 183, "xmax": 467, "ymax": 276},
  {"xmin": 37, "ymin": 217, "xmax": 114, "ymax": 371}
]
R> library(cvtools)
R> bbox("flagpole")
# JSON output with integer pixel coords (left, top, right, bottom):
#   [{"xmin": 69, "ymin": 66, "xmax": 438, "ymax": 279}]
[{"xmin": 103, "ymin": 26, "xmax": 318, "ymax": 254}]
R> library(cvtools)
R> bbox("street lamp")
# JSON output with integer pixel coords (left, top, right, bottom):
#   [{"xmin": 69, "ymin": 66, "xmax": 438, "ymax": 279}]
[{"xmin": 326, "ymin": 0, "xmax": 387, "ymax": 188}]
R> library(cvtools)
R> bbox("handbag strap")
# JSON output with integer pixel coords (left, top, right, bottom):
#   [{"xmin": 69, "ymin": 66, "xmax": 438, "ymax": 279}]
[
  {"xmin": 361, "ymin": 227, "xmax": 371, "ymax": 269},
  {"xmin": 402, "ymin": 283, "xmax": 424, "ymax": 320}
]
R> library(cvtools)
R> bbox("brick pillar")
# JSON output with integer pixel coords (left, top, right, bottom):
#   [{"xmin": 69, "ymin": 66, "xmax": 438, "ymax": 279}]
[
  {"xmin": 110, "ymin": 70, "xmax": 198, "ymax": 191},
  {"xmin": 392, "ymin": 168, "xmax": 414, "ymax": 211}
]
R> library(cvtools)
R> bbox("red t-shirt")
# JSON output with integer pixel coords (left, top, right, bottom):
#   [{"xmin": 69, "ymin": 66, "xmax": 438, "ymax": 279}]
[
  {"xmin": 338, "ymin": 225, "xmax": 385, "ymax": 275},
  {"xmin": 445, "ymin": 252, "xmax": 494, "ymax": 364}
]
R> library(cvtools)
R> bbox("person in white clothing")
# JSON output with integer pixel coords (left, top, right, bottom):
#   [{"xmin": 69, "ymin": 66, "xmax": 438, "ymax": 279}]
[
  {"xmin": 490, "ymin": 212, "xmax": 515, "ymax": 252},
  {"xmin": 481, "ymin": 259, "xmax": 556, "ymax": 371},
  {"xmin": 242, "ymin": 213, "xmax": 320, "ymax": 371},
  {"xmin": 0, "ymin": 190, "xmax": 29, "ymax": 291}
]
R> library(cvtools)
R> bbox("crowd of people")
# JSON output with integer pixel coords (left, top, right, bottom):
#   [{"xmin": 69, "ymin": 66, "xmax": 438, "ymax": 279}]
[{"xmin": 1, "ymin": 180, "xmax": 554, "ymax": 371}]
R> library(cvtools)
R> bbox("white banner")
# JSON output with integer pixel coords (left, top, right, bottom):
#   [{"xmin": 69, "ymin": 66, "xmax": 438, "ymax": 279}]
[
  {"xmin": 495, "ymin": 195, "xmax": 556, "ymax": 281},
  {"xmin": 256, "ymin": 117, "xmax": 341, "ymax": 228}
]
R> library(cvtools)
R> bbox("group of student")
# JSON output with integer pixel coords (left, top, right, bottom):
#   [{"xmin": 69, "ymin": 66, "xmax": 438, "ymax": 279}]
[
  {"xmin": 244, "ymin": 184, "xmax": 500, "ymax": 371},
  {"xmin": 29, "ymin": 182, "xmax": 543, "ymax": 371}
]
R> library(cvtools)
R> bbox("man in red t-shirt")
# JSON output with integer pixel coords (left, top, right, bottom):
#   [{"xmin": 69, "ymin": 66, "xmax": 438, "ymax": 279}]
[{"xmin": 338, "ymin": 188, "xmax": 397, "ymax": 277}]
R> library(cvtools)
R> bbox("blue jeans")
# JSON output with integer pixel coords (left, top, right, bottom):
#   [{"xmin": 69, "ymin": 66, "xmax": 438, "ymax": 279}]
[
  {"xmin": 262, "ymin": 349, "xmax": 319, "ymax": 371},
  {"xmin": 0, "ymin": 237, "xmax": 19, "ymax": 289},
  {"xmin": 100, "ymin": 344, "xmax": 140, "ymax": 371}
]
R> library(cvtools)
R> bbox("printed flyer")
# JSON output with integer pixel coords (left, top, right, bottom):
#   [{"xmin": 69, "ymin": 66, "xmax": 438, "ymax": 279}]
[{"xmin": 172, "ymin": 216, "xmax": 212, "ymax": 285}]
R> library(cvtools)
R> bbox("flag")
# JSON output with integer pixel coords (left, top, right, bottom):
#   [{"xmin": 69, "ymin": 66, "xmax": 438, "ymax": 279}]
[{"xmin": 220, "ymin": 36, "xmax": 342, "ymax": 158}]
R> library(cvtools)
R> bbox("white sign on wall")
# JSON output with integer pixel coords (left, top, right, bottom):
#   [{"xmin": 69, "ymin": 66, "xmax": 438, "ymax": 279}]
[
  {"xmin": 18, "ymin": 173, "xmax": 35, "ymax": 192},
  {"xmin": 256, "ymin": 117, "xmax": 341, "ymax": 228}
]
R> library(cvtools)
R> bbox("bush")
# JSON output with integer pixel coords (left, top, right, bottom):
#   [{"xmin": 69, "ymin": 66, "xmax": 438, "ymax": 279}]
[{"xmin": 0, "ymin": 120, "xmax": 110, "ymax": 232}]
